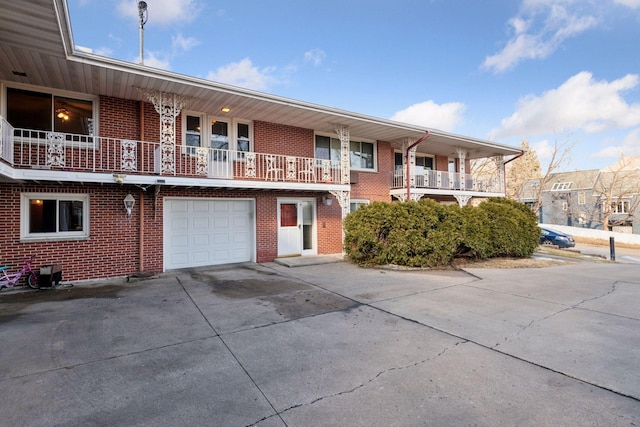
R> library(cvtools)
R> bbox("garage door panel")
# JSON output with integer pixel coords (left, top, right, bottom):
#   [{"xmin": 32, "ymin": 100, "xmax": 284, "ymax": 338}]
[{"xmin": 165, "ymin": 199, "xmax": 253, "ymax": 270}]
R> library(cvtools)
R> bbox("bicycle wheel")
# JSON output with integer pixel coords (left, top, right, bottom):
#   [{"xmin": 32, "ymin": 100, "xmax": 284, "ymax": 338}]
[{"xmin": 27, "ymin": 272, "xmax": 39, "ymax": 289}]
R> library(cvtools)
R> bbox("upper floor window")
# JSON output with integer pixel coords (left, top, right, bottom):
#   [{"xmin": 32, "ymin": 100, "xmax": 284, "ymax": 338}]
[
  {"xmin": 20, "ymin": 193, "xmax": 89, "ymax": 241},
  {"xmin": 182, "ymin": 113, "xmax": 252, "ymax": 156},
  {"xmin": 6, "ymin": 87, "xmax": 94, "ymax": 135},
  {"xmin": 315, "ymin": 134, "xmax": 376, "ymax": 171},
  {"xmin": 551, "ymin": 182, "xmax": 572, "ymax": 191},
  {"xmin": 609, "ymin": 200, "xmax": 630, "ymax": 214},
  {"xmin": 578, "ymin": 191, "xmax": 586, "ymax": 205}
]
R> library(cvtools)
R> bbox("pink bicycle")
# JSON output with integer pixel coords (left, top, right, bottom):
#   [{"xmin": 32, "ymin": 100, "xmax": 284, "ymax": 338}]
[{"xmin": 0, "ymin": 257, "xmax": 39, "ymax": 290}]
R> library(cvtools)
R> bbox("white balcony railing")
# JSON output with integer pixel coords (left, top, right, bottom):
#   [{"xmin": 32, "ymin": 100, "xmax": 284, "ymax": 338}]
[
  {"xmin": 1, "ymin": 127, "xmax": 342, "ymax": 184},
  {"xmin": 392, "ymin": 169, "xmax": 501, "ymax": 193}
]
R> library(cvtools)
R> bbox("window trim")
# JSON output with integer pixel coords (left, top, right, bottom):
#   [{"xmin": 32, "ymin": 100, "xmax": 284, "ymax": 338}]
[
  {"xmin": 608, "ymin": 200, "xmax": 630, "ymax": 214},
  {"xmin": 349, "ymin": 199, "xmax": 370, "ymax": 212},
  {"xmin": 551, "ymin": 182, "xmax": 572, "ymax": 191},
  {"xmin": 181, "ymin": 111, "xmax": 253, "ymax": 155},
  {"xmin": 3, "ymin": 82, "xmax": 98, "ymax": 136},
  {"xmin": 20, "ymin": 193, "xmax": 90, "ymax": 241},
  {"xmin": 314, "ymin": 132, "xmax": 377, "ymax": 172}
]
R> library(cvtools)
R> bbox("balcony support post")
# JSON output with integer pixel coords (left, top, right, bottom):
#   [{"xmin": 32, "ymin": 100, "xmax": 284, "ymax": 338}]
[
  {"xmin": 329, "ymin": 189, "xmax": 350, "ymax": 253},
  {"xmin": 457, "ymin": 147, "xmax": 467, "ymax": 191},
  {"xmin": 137, "ymin": 89, "xmax": 191, "ymax": 175},
  {"xmin": 334, "ymin": 124, "xmax": 350, "ymax": 185},
  {"xmin": 492, "ymin": 155, "xmax": 505, "ymax": 194}
]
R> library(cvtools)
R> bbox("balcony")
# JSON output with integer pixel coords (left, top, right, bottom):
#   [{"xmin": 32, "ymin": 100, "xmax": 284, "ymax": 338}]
[
  {"xmin": 392, "ymin": 168, "xmax": 502, "ymax": 194},
  {"xmin": 0, "ymin": 118, "xmax": 342, "ymax": 187}
]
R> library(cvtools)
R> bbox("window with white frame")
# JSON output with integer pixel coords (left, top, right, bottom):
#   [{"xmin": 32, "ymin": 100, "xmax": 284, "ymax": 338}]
[
  {"xmin": 182, "ymin": 112, "xmax": 253, "ymax": 156},
  {"xmin": 21, "ymin": 193, "xmax": 89, "ymax": 240},
  {"xmin": 315, "ymin": 134, "xmax": 376, "ymax": 171},
  {"xmin": 551, "ymin": 182, "xmax": 572, "ymax": 191},
  {"xmin": 562, "ymin": 202, "xmax": 568, "ymax": 211},
  {"xmin": 6, "ymin": 86, "xmax": 95, "ymax": 136},
  {"xmin": 609, "ymin": 200, "xmax": 630, "ymax": 214},
  {"xmin": 350, "ymin": 199, "xmax": 370, "ymax": 212},
  {"xmin": 578, "ymin": 191, "xmax": 586, "ymax": 205}
]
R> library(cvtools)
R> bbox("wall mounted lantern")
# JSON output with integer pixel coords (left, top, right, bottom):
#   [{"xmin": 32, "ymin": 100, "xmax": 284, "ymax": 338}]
[
  {"xmin": 322, "ymin": 195, "xmax": 333, "ymax": 206},
  {"xmin": 124, "ymin": 193, "xmax": 135, "ymax": 217}
]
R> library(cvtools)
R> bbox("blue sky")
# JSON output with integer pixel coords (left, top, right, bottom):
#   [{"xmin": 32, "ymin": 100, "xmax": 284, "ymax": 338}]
[{"xmin": 68, "ymin": 0, "xmax": 640, "ymax": 172}]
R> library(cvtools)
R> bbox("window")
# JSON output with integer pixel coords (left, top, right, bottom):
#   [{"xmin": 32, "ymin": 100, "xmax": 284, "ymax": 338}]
[
  {"xmin": 551, "ymin": 182, "xmax": 572, "ymax": 191},
  {"xmin": 610, "ymin": 200, "xmax": 630, "ymax": 214},
  {"xmin": 21, "ymin": 193, "xmax": 89, "ymax": 240},
  {"xmin": 578, "ymin": 191, "xmax": 586, "ymax": 205},
  {"xmin": 350, "ymin": 199, "xmax": 370, "ymax": 212},
  {"xmin": 562, "ymin": 202, "xmax": 568, "ymax": 211},
  {"xmin": 7, "ymin": 87, "xmax": 94, "ymax": 135},
  {"xmin": 181, "ymin": 113, "xmax": 252, "ymax": 157},
  {"xmin": 315, "ymin": 135, "xmax": 376, "ymax": 171},
  {"xmin": 394, "ymin": 153, "xmax": 433, "ymax": 170}
]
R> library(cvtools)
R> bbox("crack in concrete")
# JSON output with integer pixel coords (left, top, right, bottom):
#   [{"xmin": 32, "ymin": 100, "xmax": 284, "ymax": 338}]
[
  {"xmin": 495, "ymin": 281, "xmax": 622, "ymax": 349},
  {"xmin": 272, "ymin": 341, "xmax": 467, "ymax": 419}
]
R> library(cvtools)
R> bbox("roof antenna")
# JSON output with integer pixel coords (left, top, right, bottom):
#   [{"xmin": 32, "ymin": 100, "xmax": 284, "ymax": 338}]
[{"xmin": 138, "ymin": 1, "xmax": 148, "ymax": 64}]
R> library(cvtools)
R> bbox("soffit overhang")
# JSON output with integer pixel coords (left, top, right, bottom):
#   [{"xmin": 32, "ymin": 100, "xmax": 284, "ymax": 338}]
[{"xmin": 0, "ymin": 0, "xmax": 521, "ymax": 160}]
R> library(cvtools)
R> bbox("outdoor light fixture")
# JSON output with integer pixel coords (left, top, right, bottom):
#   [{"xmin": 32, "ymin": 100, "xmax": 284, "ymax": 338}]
[
  {"xmin": 322, "ymin": 195, "xmax": 333, "ymax": 206},
  {"xmin": 220, "ymin": 107, "xmax": 231, "ymax": 113},
  {"xmin": 138, "ymin": 1, "xmax": 148, "ymax": 64},
  {"xmin": 124, "ymin": 193, "xmax": 135, "ymax": 217}
]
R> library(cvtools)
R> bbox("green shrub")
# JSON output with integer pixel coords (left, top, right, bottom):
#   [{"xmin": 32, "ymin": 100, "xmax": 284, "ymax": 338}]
[{"xmin": 344, "ymin": 197, "xmax": 539, "ymax": 267}]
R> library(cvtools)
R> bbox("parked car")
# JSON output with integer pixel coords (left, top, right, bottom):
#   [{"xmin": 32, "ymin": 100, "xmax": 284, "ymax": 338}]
[{"xmin": 539, "ymin": 227, "xmax": 576, "ymax": 248}]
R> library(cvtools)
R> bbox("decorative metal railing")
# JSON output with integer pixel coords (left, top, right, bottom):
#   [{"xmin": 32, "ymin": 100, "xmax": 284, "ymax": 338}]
[
  {"xmin": 1, "ymin": 127, "xmax": 342, "ymax": 184},
  {"xmin": 392, "ymin": 169, "xmax": 501, "ymax": 193}
]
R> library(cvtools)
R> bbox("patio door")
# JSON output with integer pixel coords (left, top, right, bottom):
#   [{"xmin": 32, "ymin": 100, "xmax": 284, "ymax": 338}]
[
  {"xmin": 209, "ymin": 118, "xmax": 232, "ymax": 178},
  {"xmin": 277, "ymin": 199, "xmax": 316, "ymax": 257}
]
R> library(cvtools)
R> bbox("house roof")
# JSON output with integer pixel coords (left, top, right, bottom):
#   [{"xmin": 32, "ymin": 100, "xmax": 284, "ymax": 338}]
[
  {"xmin": 0, "ymin": 0, "xmax": 522, "ymax": 160},
  {"xmin": 544, "ymin": 170, "xmax": 601, "ymax": 191}
]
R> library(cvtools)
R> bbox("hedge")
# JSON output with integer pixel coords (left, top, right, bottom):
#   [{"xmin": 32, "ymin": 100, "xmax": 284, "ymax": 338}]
[{"xmin": 343, "ymin": 198, "xmax": 539, "ymax": 267}]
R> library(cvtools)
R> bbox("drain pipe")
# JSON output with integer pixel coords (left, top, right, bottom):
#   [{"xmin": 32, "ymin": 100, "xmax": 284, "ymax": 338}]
[
  {"xmin": 406, "ymin": 131, "xmax": 430, "ymax": 201},
  {"xmin": 501, "ymin": 150, "xmax": 525, "ymax": 196}
]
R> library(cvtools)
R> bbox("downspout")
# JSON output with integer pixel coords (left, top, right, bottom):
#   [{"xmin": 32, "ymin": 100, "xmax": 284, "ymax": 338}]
[
  {"xmin": 139, "ymin": 101, "xmax": 145, "ymax": 272},
  {"xmin": 501, "ymin": 150, "xmax": 525, "ymax": 197},
  {"xmin": 406, "ymin": 131, "xmax": 430, "ymax": 201}
]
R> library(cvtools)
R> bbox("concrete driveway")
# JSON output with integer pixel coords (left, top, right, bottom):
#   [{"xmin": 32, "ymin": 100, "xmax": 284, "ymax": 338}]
[{"xmin": 1, "ymin": 259, "xmax": 639, "ymax": 426}]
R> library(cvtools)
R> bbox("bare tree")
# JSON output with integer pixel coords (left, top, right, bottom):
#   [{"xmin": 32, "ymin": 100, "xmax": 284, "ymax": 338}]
[
  {"xmin": 529, "ymin": 133, "xmax": 575, "ymax": 215},
  {"xmin": 505, "ymin": 138, "xmax": 541, "ymax": 199},
  {"xmin": 591, "ymin": 155, "xmax": 640, "ymax": 231}
]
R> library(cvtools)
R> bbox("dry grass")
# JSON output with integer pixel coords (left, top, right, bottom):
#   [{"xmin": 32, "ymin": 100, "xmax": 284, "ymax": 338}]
[
  {"xmin": 574, "ymin": 236, "xmax": 640, "ymax": 249},
  {"xmin": 450, "ymin": 245, "xmax": 612, "ymax": 269},
  {"xmin": 451, "ymin": 256, "xmax": 570, "ymax": 269}
]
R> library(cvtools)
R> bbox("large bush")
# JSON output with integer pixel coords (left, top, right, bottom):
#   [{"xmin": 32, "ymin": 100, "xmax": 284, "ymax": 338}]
[{"xmin": 344, "ymin": 197, "xmax": 538, "ymax": 267}]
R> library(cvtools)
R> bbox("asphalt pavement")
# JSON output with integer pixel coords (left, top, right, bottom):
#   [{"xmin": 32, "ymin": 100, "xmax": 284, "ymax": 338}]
[{"xmin": 1, "ymin": 258, "xmax": 639, "ymax": 426}]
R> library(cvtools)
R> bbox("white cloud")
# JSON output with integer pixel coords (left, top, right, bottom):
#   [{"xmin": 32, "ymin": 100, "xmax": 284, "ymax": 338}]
[
  {"xmin": 482, "ymin": 3, "xmax": 598, "ymax": 73},
  {"xmin": 303, "ymin": 49, "xmax": 326, "ymax": 66},
  {"xmin": 116, "ymin": 0, "xmax": 202, "ymax": 26},
  {"xmin": 172, "ymin": 33, "xmax": 199, "ymax": 52},
  {"xmin": 390, "ymin": 100, "xmax": 466, "ymax": 132},
  {"xmin": 138, "ymin": 51, "xmax": 171, "ymax": 70},
  {"xmin": 614, "ymin": 0, "xmax": 640, "ymax": 8},
  {"xmin": 206, "ymin": 58, "xmax": 277, "ymax": 91},
  {"xmin": 592, "ymin": 128, "xmax": 640, "ymax": 158},
  {"xmin": 530, "ymin": 138, "xmax": 555, "ymax": 165},
  {"xmin": 491, "ymin": 72, "xmax": 640, "ymax": 139}
]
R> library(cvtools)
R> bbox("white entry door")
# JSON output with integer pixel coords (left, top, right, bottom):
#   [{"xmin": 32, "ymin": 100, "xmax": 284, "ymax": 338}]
[
  {"xmin": 209, "ymin": 118, "xmax": 232, "ymax": 178},
  {"xmin": 277, "ymin": 199, "xmax": 316, "ymax": 257}
]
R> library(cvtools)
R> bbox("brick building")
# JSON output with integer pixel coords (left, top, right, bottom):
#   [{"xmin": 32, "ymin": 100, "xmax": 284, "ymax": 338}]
[{"xmin": 0, "ymin": 0, "xmax": 521, "ymax": 281}]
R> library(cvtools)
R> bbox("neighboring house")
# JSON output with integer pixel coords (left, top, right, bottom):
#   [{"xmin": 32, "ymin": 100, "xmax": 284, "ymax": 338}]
[
  {"xmin": 0, "ymin": 0, "xmax": 521, "ymax": 281},
  {"xmin": 517, "ymin": 163, "xmax": 640, "ymax": 234}
]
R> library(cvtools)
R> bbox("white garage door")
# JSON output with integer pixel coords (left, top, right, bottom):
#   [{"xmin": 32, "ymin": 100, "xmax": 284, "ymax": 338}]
[{"xmin": 164, "ymin": 199, "xmax": 254, "ymax": 270}]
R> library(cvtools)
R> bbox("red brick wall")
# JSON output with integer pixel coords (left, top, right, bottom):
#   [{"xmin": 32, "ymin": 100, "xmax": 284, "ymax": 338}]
[
  {"xmin": 0, "ymin": 183, "xmax": 343, "ymax": 282},
  {"xmin": 254, "ymin": 121, "xmax": 315, "ymax": 157},
  {"xmin": 350, "ymin": 140, "xmax": 394, "ymax": 203},
  {"xmin": 100, "ymin": 96, "xmax": 160, "ymax": 143}
]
